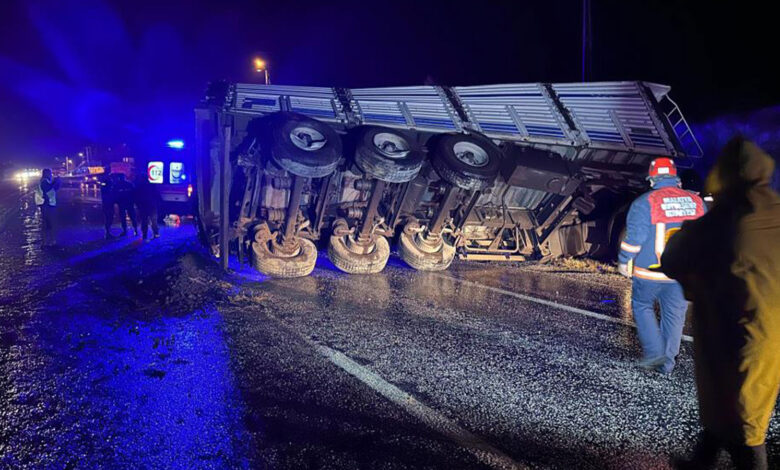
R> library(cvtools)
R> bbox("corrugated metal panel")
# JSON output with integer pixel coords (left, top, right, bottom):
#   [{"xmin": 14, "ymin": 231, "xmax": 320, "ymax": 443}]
[
  {"xmin": 551, "ymin": 82, "xmax": 675, "ymax": 155},
  {"xmin": 349, "ymin": 86, "xmax": 462, "ymax": 132},
  {"xmin": 232, "ymin": 84, "xmax": 347, "ymax": 122},
  {"xmin": 453, "ymin": 84, "xmax": 576, "ymax": 145},
  {"xmin": 225, "ymin": 81, "xmax": 698, "ymax": 163}
]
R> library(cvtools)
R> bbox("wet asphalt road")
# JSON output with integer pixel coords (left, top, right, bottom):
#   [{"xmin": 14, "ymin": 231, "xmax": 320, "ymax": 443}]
[{"xmin": 0, "ymin": 180, "xmax": 777, "ymax": 469}]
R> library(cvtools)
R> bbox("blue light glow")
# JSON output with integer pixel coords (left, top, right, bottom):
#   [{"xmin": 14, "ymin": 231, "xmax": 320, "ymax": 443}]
[{"xmin": 167, "ymin": 139, "xmax": 185, "ymax": 149}]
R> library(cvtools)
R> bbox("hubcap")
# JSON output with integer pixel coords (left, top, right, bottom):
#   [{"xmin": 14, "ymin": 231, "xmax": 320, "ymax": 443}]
[
  {"xmin": 453, "ymin": 141, "xmax": 489, "ymax": 167},
  {"xmin": 290, "ymin": 127, "xmax": 326, "ymax": 151},
  {"xmin": 373, "ymin": 132, "xmax": 409, "ymax": 159}
]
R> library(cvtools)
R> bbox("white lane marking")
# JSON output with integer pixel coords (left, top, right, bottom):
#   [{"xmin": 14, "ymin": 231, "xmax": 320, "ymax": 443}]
[
  {"xmin": 317, "ymin": 345, "xmax": 524, "ymax": 470},
  {"xmin": 433, "ymin": 273, "xmax": 693, "ymax": 343},
  {"xmin": 263, "ymin": 313, "xmax": 524, "ymax": 470}
]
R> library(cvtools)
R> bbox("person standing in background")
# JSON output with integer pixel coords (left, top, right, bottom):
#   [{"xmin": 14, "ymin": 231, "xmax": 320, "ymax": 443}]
[
  {"xmin": 617, "ymin": 157, "xmax": 706, "ymax": 374},
  {"xmin": 112, "ymin": 173, "xmax": 137, "ymax": 236},
  {"xmin": 99, "ymin": 170, "xmax": 115, "ymax": 239},
  {"xmin": 134, "ymin": 171, "xmax": 160, "ymax": 241},
  {"xmin": 34, "ymin": 168, "xmax": 60, "ymax": 247}
]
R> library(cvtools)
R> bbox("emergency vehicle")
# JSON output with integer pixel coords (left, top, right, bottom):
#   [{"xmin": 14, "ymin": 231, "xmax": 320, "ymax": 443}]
[{"xmin": 143, "ymin": 140, "xmax": 195, "ymax": 218}]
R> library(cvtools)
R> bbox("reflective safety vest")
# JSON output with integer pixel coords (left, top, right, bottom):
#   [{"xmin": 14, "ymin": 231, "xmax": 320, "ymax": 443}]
[
  {"xmin": 619, "ymin": 178, "xmax": 705, "ymax": 281},
  {"xmin": 34, "ymin": 179, "xmax": 57, "ymax": 207}
]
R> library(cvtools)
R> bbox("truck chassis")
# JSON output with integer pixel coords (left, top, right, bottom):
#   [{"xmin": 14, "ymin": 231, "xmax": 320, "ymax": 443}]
[{"xmin": 194, "ymin": 81, "xmax": 700, "ymax": 277}]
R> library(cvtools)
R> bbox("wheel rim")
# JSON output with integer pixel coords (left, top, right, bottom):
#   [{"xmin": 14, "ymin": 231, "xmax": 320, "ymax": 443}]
[
  {"xmin": 290, "ymin": 126, "xmax": 326, "ymax": 151},
  {"xmin": 453, "ymin": 141, "xmax": 489, "ymax": 167},
  {"xmin": 344, "ymin": 234, "xmax": 376, "ymax": 255},
  {"xmin": 373, "ymin": 132, "xmax": 410, "ymax": 159}
]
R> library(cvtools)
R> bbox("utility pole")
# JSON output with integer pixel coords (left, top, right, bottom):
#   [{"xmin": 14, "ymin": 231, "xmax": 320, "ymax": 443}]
[
  {"xmin": 254, "ymin": 57, "xmax": 270, "ymax": 85},
  {"xmin": 581, "ymin": 0, "xmax": 593, "ymax": 82}
]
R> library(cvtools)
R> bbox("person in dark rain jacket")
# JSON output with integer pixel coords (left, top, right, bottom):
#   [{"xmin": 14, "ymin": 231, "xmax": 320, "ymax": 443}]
[
  {"xmin": 617, "ymin": 157, "xmax": 706, "ymax": 374},
  {"xmin": 134, "ymin": 175, "xmax": 160, "ymax": 241},
  {"xmin": 112, "ymin": 173, "xmax": 138, "ymax": 236},
  {"xmin": 663, "ymin": 137, "xmax": 780, "ymax": 470},
  {"xmin": 99, "ymin": 170, "xmax": 116, "ymax": 238}
]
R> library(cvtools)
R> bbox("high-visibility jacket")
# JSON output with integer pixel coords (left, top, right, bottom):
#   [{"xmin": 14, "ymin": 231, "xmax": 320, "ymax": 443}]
[
  {"xmin": 619, "ymin": 177, "xmax": 706, "ymax": 281},
  {"xmin": 662, "ymin": 139, "xmax": 780, "ymax": 446},
  {"xmin": 34, "ymin": 177, "xmax": 58, "ymax": 207}
]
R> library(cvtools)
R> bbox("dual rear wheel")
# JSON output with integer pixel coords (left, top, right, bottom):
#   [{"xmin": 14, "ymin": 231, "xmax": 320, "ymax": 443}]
[{"xmin": 250, "ymin": 113, "xmax": 502, "ymax": 277}]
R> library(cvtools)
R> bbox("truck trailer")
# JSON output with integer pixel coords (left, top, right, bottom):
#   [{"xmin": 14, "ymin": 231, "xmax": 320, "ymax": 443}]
[{"xmin": 194, "ymin": 81, "xmax": 701, "ymax": 277}]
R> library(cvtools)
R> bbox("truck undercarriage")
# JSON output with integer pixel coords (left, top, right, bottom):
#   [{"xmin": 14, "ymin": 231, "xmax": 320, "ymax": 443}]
[{"xmin": 195, "ymin": 81, "xmax": 700, "ymax": 277}]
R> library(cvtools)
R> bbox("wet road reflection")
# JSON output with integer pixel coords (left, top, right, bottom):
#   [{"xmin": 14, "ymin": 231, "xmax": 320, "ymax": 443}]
[
  {"xmin": 0, "ymin": 186, "xmax": 250, "ymax": 469},
  {"xmin": 1, "ymin": 181, "xmax": 776, "ymax": 469}
]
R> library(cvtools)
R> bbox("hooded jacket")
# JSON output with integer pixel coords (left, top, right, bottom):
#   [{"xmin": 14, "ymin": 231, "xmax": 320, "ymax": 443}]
[{"xmin": 662, "ymin": 137, "xmax": 780, "ymax": 446}]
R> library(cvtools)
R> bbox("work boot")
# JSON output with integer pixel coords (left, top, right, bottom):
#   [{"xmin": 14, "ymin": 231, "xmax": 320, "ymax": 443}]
[
  {"xmin": 638, "ymin": 356, "xmax": 665, "ymax": 370},
  {"xmin": 656, "ymin": 358, "xmax": 676, "ymax": 375},
  {"xmin": 673, "ymin": 431, "xmax": 721, "ymax": 469},
  {"xmin": 105, "ymin": 231, "xmax": 114, "ymax": 239},
  {"xmin": 728, "ymin": 443, "xmax": 767, "ymax": 470}
]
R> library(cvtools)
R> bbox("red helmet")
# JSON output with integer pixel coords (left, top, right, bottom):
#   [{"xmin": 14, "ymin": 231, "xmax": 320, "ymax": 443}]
[{"xmin": 648, "ymin": 157, "xmax": 677, "ymax": 179}]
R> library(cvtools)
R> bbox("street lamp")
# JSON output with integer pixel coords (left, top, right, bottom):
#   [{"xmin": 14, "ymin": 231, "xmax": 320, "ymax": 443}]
[{"xmin": 253, "ymin": 57, "xmax": 270, "ymax": 85}]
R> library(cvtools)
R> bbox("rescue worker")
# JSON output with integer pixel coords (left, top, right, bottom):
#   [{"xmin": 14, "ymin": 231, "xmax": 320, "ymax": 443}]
[
  {"xmin": 134, "ymin": 171, "xmax": 160, "ymax": 241},
  {"xmin": 99, "ymin": 170, "xmax": 115, "ymax": 238},
  {"xmin": 34, "ymin": 168, "xmax": 61, "ymax": 247},
  {"xmin": 618, "ymin": 157, "xmax": 705, "ymax": 374},
  {"xmin": 112, "ymin": 173, "xmax": 138, "ymax": 236},
  {"xmin": 663, "ymin": 137, "xmax": 780, "ymax": 470}
]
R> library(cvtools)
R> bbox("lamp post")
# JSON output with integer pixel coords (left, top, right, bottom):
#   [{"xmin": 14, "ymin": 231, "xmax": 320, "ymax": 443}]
[{"xmin": 253, "ymin": 57, "xmax": 270, "ymax": 85}]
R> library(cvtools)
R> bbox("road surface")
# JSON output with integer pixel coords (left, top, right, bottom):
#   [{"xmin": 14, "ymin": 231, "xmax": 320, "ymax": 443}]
[{"xmin": 0, "ymin": 181, "xmax": 777, "ymax": 469}]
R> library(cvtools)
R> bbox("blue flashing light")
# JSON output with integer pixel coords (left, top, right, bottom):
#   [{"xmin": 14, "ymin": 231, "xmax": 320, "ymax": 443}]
[{"xmin": 166, "ymin": 139, "xmax": 185, "ymax": 149}]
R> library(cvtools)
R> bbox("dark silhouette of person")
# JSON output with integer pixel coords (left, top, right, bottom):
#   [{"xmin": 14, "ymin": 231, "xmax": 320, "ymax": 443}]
[
  {"xmin": 134, "ymin": 174, "xmax": 160, "ymax": 240},
  {"xmin": 99, "ymin": 170, "xmax": 116, "ymax": 238},
  {"xmin": 112, "ymin": 173, "xmax": 137, "ymax": 236},
  {"xmin": 34, "ymin": 168, "xmax": 61, "ymax": 247},
  {"xmin": 663, "ymin": 137, "xmax": 780, "ymax": 470}
]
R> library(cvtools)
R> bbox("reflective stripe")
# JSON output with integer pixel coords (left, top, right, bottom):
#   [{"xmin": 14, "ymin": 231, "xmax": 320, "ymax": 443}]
[
  {"xmin": 633, "ymin": 266, "xmax": 672, "ymax": 281},
  {"xmin": 654, "ymin": 222, "xmax": 666, "ymax": 265},
  {"xmin": 34, "ymin": 184, "xmax": 56, "ymax": 207},
  {"xmin": 620, "ymin": 241, "xmax": 641, "ymax": 253}
]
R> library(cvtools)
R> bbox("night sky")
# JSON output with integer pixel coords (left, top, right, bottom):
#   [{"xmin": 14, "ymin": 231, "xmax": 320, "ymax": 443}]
[{"xmin": 0, "ymin": 0, "xmax": 777, "ymax": 165}]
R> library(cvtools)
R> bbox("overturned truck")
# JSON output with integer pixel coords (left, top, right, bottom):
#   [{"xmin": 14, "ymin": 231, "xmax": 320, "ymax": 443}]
[{"xmin": 195, "ymin": 81, "xmax": 701, "ymax": 277}]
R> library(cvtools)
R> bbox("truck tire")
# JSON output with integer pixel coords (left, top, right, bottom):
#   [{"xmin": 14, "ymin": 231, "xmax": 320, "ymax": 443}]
[
  {"xmin": 430, "ymin": 133, "xmax": 501, "ymax": 190},
  {"xmin": 398, "ymin": 231, "xmax": 456, "ymax": 271},
  {"xmin": 265, "ymin": 112, "xmax": 342, "ymax": 178},
  {"xmin": 252, "ymin": 237, "xmax": 318, "ymax": 278},
  {"xmin": 354, "ymin": 126, "xmax": 424, "ymax": 183},
  {"xmin": 328, "ymin": 234, "xmax": 390, "ymax": 274}
]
